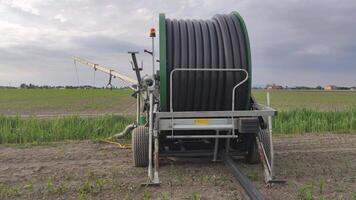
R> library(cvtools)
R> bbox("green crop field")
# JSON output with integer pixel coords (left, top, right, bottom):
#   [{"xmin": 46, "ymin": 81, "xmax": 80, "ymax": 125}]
[
  {"xmin": 0, "ymin": 88, "xmax": 355, "ymax": 144},
  {"xmin": 0, "ymin": 89, "xmax": 355, "ymax": 115},
  {"xmin": 0, "ymin": 89, "xmax": 135, "ymax": 115},
  {"xmin": 253, "ymin": 89, "xmax": 356, "ymax": 111}
]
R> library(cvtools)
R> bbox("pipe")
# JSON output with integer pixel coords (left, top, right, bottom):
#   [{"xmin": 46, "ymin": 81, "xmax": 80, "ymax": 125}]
[{"xmin": 111, "ymin": 123, "xmax": 136, "ymax": 139}]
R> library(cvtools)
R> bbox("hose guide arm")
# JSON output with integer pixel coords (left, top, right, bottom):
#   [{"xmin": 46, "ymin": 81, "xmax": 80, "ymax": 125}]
[{"xmin": 73, "ymin": 57, "xmax": 138, "ymax": 90}]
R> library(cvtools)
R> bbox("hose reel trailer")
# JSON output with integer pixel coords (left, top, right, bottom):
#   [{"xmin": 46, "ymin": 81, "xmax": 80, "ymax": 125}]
[
  {"xmin": 139, "ymin": 12, "xmax": 278, "ymax": 199},
  {"xmin": 74, "ymin": 11, "xmax": 279, "ymax": 200}
]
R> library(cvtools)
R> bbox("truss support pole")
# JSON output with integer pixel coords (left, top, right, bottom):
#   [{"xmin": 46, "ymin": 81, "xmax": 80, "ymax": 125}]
[
  {"xmin": 147, "ymin": 93, "xmax": 154, "ymax": 180},
  {"xmin": 153, "ymin": 128, "xmax": 160, "ymax": 184},
  {"xmin": 136, "ymin": 90, "xmax": 141, "ymax": 125},
  {"xmin": 151, "ymin": 36, "xmax": 155, "ymax": 75},
  {"xmin": 213, "ymin": 130, "xmax": 219, "ymax": 162},
  {"xmin": 267, "ymin": 92, "xmax": 274, "ymax": 177}
]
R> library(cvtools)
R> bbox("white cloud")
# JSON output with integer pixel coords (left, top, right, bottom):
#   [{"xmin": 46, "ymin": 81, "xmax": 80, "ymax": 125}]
[
  {"xmin": 0, "ymin": 21, "xmax": 40, "ymax": 47},
  {"xmin": 2, "ymin": 0, "xmax": 41, "ymax": 15},
  {"xmin": 105, "ymin": 4, "xmax": 115, "ymax": 9},
  {"xmin": 0, "ymin": 0, "xmax": 355, "ymax": 87},
  {"xmin": 135, "ymin": 8, "xmax": 154, "ymax": 20},
  {"xmin": 298, "ymin": 45, "xmax": 332, "ymax": 56},
  {"xmin": 53, "ymin": 14, "xmax": 68, "ymax": 23}
]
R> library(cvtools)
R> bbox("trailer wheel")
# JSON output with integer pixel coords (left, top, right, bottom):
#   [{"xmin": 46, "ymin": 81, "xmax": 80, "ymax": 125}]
[
  {"xmin": 245, "ymin": 135, "xmax": 260, "ymax": 164},
  {"xmin": 132, "ymin": 126, "xmax": 149, "ymax": 167}
]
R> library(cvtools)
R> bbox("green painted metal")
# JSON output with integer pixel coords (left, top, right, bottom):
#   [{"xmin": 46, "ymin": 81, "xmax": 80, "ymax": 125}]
[
  {"xmin": 231, "ymin": 11, "xmax": 252, "ymax": 109},
  {"xmin": 159, "ymin": 13, "xmax": 167, "ymax": 111},
  {"xmin": 139, "ymin": 116, "xmax": 147, "ymax": 125}
]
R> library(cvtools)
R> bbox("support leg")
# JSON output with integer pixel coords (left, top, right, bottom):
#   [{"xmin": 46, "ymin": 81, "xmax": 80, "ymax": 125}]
[
  {"xmin": 136, "ymin": 90, "xmax": 140, "ymax": 125},
  {"xmin": 147, "ymin": 93, "xmax": 153, "ymax": 181},
  {"xmin": 213, "ymin": 130, "xmax": 219, "ymax": 162},
  {"xmin": 225, "ymin": 130, "xmax": 232, "ymax": 153},
  {"xmin": 267, "ymin": 92, "xmax": 274, "ymax": 177},
  {"xmin": 153, "ymin": 129, "xmax": 160, "ymax": 184}
]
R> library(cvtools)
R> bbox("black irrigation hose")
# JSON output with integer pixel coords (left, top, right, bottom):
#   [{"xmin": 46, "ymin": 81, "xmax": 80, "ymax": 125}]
[{"xmin": 166, "ymin": 13, "xmax": 250, "ymax": 111}]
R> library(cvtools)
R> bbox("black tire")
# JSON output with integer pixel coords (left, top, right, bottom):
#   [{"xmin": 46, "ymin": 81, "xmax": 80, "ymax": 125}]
[
  {"xmin": 132, "ymin": 126, "xmax": 149, "ymax": 167},
  {"xmin": 245, "ymin": 135, "xmax": 260, "ymax": 164}
]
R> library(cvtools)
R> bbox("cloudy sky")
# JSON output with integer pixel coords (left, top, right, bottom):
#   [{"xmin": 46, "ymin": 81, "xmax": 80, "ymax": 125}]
[{"xmin": 0, "ymin": 0, "xmax": 355, "ymax": 87}]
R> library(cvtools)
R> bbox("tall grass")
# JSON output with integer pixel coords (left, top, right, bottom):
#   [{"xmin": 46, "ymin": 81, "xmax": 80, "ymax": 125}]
[
  {"xmin": 273, "ymin": 108, "xmax": 356, "ymax": 134},
  {"xmin": 0, "ymin": 115, "xmax": 133, "ymax": 144},
  {"xmin": 0, "ymin": 109, "xmax": 355, "ymax": 144}
]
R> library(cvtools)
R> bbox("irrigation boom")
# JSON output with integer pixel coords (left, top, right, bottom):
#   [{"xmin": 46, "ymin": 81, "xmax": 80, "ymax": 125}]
[{"xmin": 73, "ymin": 57, "xmax": 138, "ymax": 90}]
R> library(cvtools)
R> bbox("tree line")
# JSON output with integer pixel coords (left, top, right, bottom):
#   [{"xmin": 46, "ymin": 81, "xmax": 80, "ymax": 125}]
[{"xmin": 0, "ymin": 83, "xmax": 130, "ymax": 89}]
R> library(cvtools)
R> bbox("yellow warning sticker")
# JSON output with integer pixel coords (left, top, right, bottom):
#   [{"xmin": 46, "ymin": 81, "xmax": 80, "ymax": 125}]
[{"xmin": 194, "ymin": 119, "xmax": 209, "ymax": 125}]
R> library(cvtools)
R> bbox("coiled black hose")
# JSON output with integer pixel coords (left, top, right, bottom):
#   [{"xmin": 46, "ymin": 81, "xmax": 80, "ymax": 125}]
[{"xmin": 165, "ymin": 13, "xmax": 251, "ymax": 111}]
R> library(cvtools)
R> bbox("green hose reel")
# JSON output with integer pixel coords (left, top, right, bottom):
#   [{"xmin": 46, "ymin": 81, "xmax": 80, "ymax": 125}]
[{"xmin": 159, "ymin": 12, "xmax": 252, "ymax": 112}]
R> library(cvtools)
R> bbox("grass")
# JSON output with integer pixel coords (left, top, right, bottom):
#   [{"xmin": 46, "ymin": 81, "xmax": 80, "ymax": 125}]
[
  {"xmin": 297, "ymin": 184, "xmax": 314, "ymax": 200},
  {"xmin": 273, "ymin": 108, "xmax": 356, "ymax": 134},
  {"xmin": 0, "ymin": 89, "xmax": 355, "ymax": 144},
  {"xmin": 0, "ymin": 108, "xmax": 355, "ymax": 144},
  {"xmin": 297, "ymin": 180, "xmax": 330, "ymax": 200},
  {"xmin": 78, "ymin": 178, "xmax": 106, "ymax": 197},
  {"xmin": 0, "ymin": 172, "xmax": 111, "ymax": 199},
  {"xmin": 0, "ymin": 115, "xmax": 132, "ymax": 144},
  {"xmin": 0, "ymin": 184, "xmax": 23, "ymax": 199},
  {"xmin": 190, "ymin": 192, "xmax": 202, "ymax": 200},
  {"xmin": 46, "ymin": 177, "xmax": 68, "ymax": 195}
]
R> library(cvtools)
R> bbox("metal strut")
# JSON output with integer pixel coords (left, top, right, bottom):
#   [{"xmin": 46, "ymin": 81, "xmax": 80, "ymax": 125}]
[
  {"xmin": 106, "ymin": 70, "xmax": 114, "ymax": 90},
  {"xmin": 143, "ymin": 28, "xmax": 160, "ymax": 186}
]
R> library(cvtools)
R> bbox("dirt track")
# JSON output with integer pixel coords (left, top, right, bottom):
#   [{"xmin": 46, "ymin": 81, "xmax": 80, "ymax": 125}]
[{"xmin": 0, "ymin": 134, "xmax": 355, "ymax": 200}]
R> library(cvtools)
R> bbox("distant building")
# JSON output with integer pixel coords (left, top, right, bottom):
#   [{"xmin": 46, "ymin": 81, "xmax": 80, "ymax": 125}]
[
  {"xmin": 266, "ymin": 84, "xmax": 283, "ymax": 90},
  {"xmin": 351, "ymin": 87, "xmax": 356, "ymax": 91},
  {"xmin": 324, "ymin": 85, "xmax": 337, "ymax": 91}
]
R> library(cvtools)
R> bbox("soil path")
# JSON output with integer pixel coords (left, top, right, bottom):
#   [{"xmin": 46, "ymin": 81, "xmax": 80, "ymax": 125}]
[{"xmin": 0, "ymin": 134, "xmax": 355, "ymax": 199}]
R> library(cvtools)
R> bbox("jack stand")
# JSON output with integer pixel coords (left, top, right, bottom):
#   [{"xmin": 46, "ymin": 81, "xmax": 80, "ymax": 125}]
[
  {"xmin": 153, "ymin": 129, "xmax": 160, "ymax": 185},
  {"xmin": 256, "ymin": 137, "xmax": 286, "ymax": 186},
  {"xmin": 212, "ymin": 130, "xmax": 220, "ymax": 162},
  {"xmin": 142, "ymin": 131, "xmax": 160, "ymax": 186}
]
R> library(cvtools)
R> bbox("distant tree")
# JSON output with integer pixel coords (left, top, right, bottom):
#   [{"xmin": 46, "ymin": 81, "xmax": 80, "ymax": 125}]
[
  {"xmin": 20, "ymin": 83, "xmax": 27, "ymax": 88},
  {"xmin": 337, "ymin": 86, "xmax": 349, "ymax": 90},
  {"xmin": 293, "ymin": 86, "xmax": 312, "ymax": 90},
  {"xmin": 28, "ymin": 83, "xmax": 36, "ymax": 89}
]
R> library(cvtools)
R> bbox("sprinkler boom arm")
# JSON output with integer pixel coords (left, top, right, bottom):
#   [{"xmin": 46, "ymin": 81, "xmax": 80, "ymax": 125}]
[{"xmin": 73, "ymin": 57, "xmax": 138, "ymax": 90}]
